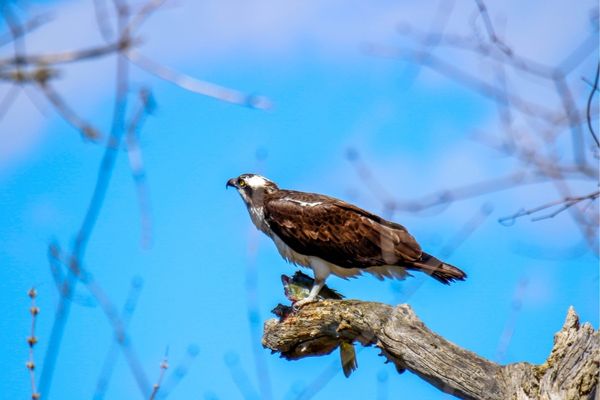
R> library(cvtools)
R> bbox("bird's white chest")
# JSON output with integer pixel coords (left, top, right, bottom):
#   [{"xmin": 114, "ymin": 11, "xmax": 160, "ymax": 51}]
[
  {"xmin": 246, "ymin": 206, "xmax": 309, "ymax": 264},
  {"xmin": 271, "ymin": 233, "xmax": 311, "ymax": 267}
]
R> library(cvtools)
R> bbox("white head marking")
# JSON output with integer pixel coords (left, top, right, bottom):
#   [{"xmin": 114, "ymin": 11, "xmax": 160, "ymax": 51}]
[{"xmin": 245, "ymin": 174, "xmax": 270, "ymax": 189}]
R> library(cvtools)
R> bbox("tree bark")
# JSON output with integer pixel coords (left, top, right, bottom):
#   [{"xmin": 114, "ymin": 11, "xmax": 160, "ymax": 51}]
[{"xmin": 262, "ymin": 300, "xmax": 598, "ymax": 400}]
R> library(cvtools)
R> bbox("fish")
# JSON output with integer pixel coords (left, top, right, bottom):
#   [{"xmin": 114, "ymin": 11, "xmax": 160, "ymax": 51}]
[{"xmin": 274, "ymin": 270, "xmax": 358, "ymax": 378}]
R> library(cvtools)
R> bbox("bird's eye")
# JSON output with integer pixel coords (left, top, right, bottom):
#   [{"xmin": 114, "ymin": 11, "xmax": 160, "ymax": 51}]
[{"xmin": 238, "ymin": 179, "xmax": 246, "ymax": 187}]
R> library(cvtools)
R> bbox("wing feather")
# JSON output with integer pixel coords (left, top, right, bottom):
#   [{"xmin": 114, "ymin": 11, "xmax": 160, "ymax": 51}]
[{"xmin": 263, "ymin": 191, "xmax": 422, "ymax": 269}]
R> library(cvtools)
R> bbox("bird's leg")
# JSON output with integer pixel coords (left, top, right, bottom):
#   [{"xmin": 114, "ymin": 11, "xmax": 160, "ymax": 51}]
[{"xmin": 293, "ymin": 278, "xmax": 324, "ymax": 310}]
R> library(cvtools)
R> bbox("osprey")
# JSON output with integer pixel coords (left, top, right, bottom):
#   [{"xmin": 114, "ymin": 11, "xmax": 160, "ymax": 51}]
[{"xmin": 226, "ymin": 173, "xmax": 466, "ymax": 307}]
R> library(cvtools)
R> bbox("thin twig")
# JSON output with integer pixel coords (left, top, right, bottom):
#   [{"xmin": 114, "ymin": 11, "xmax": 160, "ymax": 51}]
[
  {"xmin": 93, "ymin": 0, "xmax": 115, "ymax": 42},
  {"xmin": 126, "ymin": 49, "xmax": 272, "ymax": 109},
  {"xmin": 586, "ymin": 63, "xmax": 600, "ymax": 147},
  {"xmin": 0, "ymin": 40, "xmax": 129, "ymax": 68},
  {"xmin": 125, "ymin": 0, "xmax": 167, "ymax": 37},
  {"xmin": 498, "ymin": 190, "xmax": 600, "ymax": 225},
  {"xmin": 37, "ymin": 81, "xmax": 102, "ymax": 140},
  {"xmin": 0, "ymin": 12, "xmax": 52, "ymax": 48},
  {"xmin": 0, "ymin": 83, "xmax": 19, "ymax": 121},
  {"xmin": 126, "ymin": 88, "xmax": 155, "ymax": 247},
  {"xmin": 224, "ymin": 352, "xmax": 261, "ymax": 400},
  {"xmin": 495, "ymin": 278, "xmax": 529, "ymax": 363},
  {"xmin": 473, "ymin": 0, "xmax": 512, "ymax": 55},
  {"xmin": 93, "ymin": 276, "xmax": 144, "ymax": 400},
  {"xmin": 26, "ymin": 288, "xmax": 40, "ymax": 400},
  {"xmin": 245, "ymin": 222, "xmax": 273, "ymax": 400},
  {"xmin": 156, "ymin": 344, "xmax": 200, "ymax": 399},
  {"xmin": 149, "ymin": 349, "xmax": 169, "ymax": 400},
  {"xmin": 366, "ymin": 44, "xmax": 557, "ymax": 120}
]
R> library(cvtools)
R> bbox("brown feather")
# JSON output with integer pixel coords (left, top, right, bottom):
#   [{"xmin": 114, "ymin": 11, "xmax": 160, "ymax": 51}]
[
  {"xmin": 264, "ymin": 190, "xmax": 422, "ymax": 269},
  {"xmin": 263, "ymin": 190, "xmax": 467, "ymax": 283}
]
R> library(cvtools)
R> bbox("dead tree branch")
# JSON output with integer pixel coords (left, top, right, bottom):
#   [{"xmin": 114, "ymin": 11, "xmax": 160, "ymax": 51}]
[{"xmin": 263, "ymin": 301, "xmax": 598, "ymax": 400}]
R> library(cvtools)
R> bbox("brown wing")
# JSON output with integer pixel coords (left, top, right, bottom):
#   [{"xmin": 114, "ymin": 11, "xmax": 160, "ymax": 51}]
[{"xmin": 263, "ymin": 190, "xmax": 422, "ymax": 269}]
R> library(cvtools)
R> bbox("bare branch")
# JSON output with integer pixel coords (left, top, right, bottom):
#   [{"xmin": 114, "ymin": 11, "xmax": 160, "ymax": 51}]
[
  {"xmin": 494, "ymin": 278, "xmax": 528, "ymax": 363},
  {"xmin": 498, "ymin": 190, "xmax": 600, "ymax": 225},
  {"xmin": 586, "ymin": 63, "xmax": 600, "ymax": 147},
  {"xmin": 263, "ymin": 301, "xmax": 599, "ymax": 400},
  {"xmin": 473, "ymin": 0, "xmax": 512, "ymax": 56},
  {"xmin": 157, "ymin": 344, "xmax": 200, "ymax": 399},
  {"xmin": 37, "ymin": 80, "xmax": 102, "ymax": 141},
  {"xmin": 0, "ymin": 12, "xmax": 51, "ymax": 48},
  {"xmin": 93, "ymin": 276, "xmax": 144, "ymax": 400},
  {"xmin": 26, "ymin": 288, "xmax": 40, "ymax": 400},
  {"xmin": 0, "ymin": 40, "xmax": 129, "ymax": 68},
  {"xmin": 125, "ymin": 49, "xmax": 272, "ymax": 109},
  {"xmin": 0, "ymin": 83, "xmax": 19, "ymax": 120},
  {"xmin": 365, "ymin": 44, "xmax": 556, "ymax": 120},
  {"xmin": 224, "ymin": 352, "xmax": 262, "ymax": 400},
  {"xmin": 149, "ymin": 349, "xmax": 169, "ymax": 400},
  {"xmin": 126, "ymin": 88, "xmax": 155, "ymax": 247}
]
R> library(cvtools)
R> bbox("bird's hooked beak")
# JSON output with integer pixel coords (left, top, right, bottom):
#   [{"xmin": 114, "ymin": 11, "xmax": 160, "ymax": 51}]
[{"xmin": 226, "ymin": 178, "xmax": 237, "ymax": 189}]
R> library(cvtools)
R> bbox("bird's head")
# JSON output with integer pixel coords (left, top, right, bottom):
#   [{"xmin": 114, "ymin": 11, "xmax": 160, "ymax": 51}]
[{"xmin": 226, "ymin": 173, "xmax": 279, "ymax": 206}]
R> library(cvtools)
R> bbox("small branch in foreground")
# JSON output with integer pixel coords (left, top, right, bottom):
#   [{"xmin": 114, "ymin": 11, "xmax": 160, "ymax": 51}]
[
  {"xmin": 26, "ymin": 288, "xmax": 40, "ymax": 400},
  {"xmin": 263, "ymin": 300, "xmax": 598, "ymax": 400},
  {"xmin": 149, "ymin": 349, "xmax": 169, "ymax": 400}
]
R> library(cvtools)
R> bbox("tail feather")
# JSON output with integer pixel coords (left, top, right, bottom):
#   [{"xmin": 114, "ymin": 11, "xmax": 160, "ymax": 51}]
[{"xmin": 410, "ymin": 252, "xmax": 467, "ymax": 284}]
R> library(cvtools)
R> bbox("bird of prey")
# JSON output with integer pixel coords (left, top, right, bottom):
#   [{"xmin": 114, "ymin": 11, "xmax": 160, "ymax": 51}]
[
  {"xmin": 272, "ymin": 270, "xmax": 358, "ymax": 378},
  {"xmin": 226, "ymin": 173, "xmax": 466, "ymax": 308}
]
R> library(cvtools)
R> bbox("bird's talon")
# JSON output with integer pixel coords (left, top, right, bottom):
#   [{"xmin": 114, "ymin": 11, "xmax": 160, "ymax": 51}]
[{"xmin": 292, "ymin": 297, "xmax": 319, "ymax": 311}]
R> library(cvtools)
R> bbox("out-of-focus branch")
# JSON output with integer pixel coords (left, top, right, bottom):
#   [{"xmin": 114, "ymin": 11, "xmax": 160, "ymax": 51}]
[
  {"xmin": 347, "ymin": 149, "xmax": 549, "ymax": 215},
  {"xmin": 498, "ymin": 190, "xmax": 600, "ymax": 225},
  {"xmin": 0, "ymin": 12, "xmax": 51, "ymax": 47},
  {"xmin": 93, "ymin": 276, "xmax": 144, "ymax": 400},
  {"xmin": 3, "ymin": 0, "xmax": 268, "ymax": 398},
  {"xmin": 360, "ymin": 0, "xmax": 599, "ymax": 252},
  {"xmin": 365, "ymin": 44, "xmax": 556, "ymax": 120},
  {"xmin": 224, "ymin": 352, "xmax": 262, "ymax": 400},
  {"xmin": 125, "ymin": 49, "xmax": 272, "ymax": 109},
  {"xmin": 263, "ymin": 301, "xmax": 599, "ymax": 400},
  {"xmin": 586, "ymin": 63, "xmax": 599, "ymax": 147},
  {"xmin": 37, "ymin": 80, "xmax": 101, "ymax": 140},
  {"xmin": 0, "ymin": 83, "xmax": 19, "ymax": 120},
  {"xmin": 0, "ymin": 39, "xmax": 129, "ymax": 68},
  {"xmin": 39, "ymin": 2, "xmax": 134, "ymax": 396},
  {"xmin": 126, "ymin": 88, "xmax": 155, "ymax": 247}
]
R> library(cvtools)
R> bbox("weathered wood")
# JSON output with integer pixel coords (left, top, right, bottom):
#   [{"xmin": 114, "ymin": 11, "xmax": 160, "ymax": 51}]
[{"xmin": 262, "ymin": 301, "xmax": 598, "ymax": 400}]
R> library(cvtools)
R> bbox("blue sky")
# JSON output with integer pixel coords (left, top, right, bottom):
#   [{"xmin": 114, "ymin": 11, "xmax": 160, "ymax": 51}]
[{"xmin": 1, "ymin": 1, "xmax": 598, "ymax": 399}]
